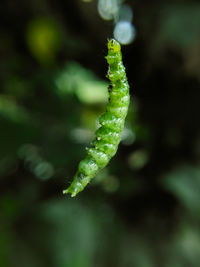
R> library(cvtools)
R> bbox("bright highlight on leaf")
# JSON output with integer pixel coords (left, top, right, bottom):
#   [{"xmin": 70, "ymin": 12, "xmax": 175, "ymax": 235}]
[{"xmin": 63, "ymin": 39, "xmax": 130, "ymax": 197}]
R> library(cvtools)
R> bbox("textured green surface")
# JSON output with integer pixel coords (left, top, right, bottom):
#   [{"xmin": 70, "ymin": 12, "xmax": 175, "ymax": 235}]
[{"xmin": 63, "ymin": 39, "xmax": 130, "ymax": 197}]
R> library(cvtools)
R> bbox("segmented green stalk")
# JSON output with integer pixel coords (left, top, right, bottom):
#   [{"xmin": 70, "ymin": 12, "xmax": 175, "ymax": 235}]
[{"xmin": 63, "ymin": 39, "xmax": 130, "ymax": 197}]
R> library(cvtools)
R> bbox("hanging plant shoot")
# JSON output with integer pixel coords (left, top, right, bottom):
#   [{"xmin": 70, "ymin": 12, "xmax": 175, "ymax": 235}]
[{"xmin": 63, "ymin": 39, "xmax": 130, "ymax": 197}]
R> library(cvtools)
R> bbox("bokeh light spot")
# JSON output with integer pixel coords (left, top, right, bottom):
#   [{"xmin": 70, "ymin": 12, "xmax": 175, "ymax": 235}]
[
  {"xmin": 117, "ymin": 4, "xmax": 133, "ymax": 23},
  {"xmin": 26, "ymin": 17, "xmax": 61, "ymax": 64},
  {"xmin": 34, "ymin": 161, "xmax": 54, "ymax": 180},
  {"xmin": 128, "ymin": 150, "xmax": 149, "ymax": 170},
  {"xmin": 114, "ymin": 21, "xmax": 136, "ymax": 44},
  {"xmin": 98, "ymin": 0, "xmax": 119, "ymax": 20}
]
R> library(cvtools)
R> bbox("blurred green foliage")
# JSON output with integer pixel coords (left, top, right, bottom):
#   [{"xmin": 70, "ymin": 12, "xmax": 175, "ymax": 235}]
[
  {"xmin": 26, "ymin": 17, "xmax": 62, "ymax": 64},
  {"xmin": 0, "ymin": 0, "xmax": 200, "ymax": 266},
  {"xmin": 55, "ymin": 62, "xmax": 108, "ymax": 104}
]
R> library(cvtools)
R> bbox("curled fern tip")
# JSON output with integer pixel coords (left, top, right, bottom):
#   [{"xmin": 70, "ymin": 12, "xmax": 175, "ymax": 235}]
[{"xmin": 63, "ymin": 38, "xmax": 130, "ymax": 197}]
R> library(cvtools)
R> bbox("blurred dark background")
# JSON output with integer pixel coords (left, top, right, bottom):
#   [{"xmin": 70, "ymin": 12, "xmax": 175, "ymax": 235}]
[{"xmin": 1, "ymin": 0, "xmax": 200, "ymax": 266}]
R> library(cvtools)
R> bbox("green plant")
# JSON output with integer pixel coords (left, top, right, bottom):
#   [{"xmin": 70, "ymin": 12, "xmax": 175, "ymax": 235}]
[{"xmin": 63, "ymin": 39, "xmax": 130, "ymax": 197}]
